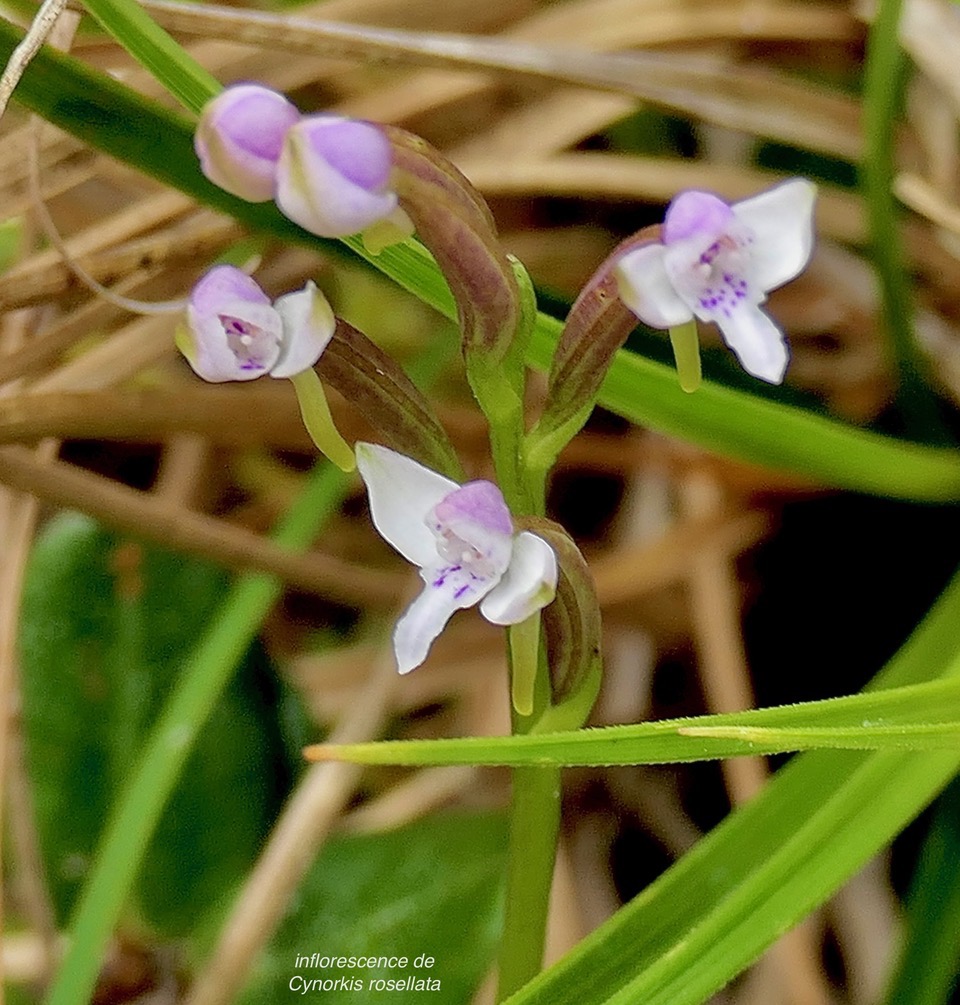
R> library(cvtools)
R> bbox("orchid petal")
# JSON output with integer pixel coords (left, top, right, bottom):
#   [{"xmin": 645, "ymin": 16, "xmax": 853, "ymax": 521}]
[
  {"xmin": 480, "ymin": 531, "xmax": 558, "ymax": 626},
  {"xmin": 394, "ymin": 565, "xmax": 499, "ymax": 673},
  {"xmin": 715, "ymin": 303, "xmax": 789, "ymax": 384},
  {"xmin": 732, "ymin": 178, "xmax": 817, "ymax": 293},
  {"xmin": 614, "ymin": 244, "xmax": 694, "ymax": 329},
  {"xmin": 662, "ymin": 190, "xmax": 734, "ymax": 244},
  {"xmin": 355, "ymin": 443, "xmax": 458, "ymax": 568},
  {"xmin": 270, "ymin": 281, "xmax": 337, "ymax": 378}
]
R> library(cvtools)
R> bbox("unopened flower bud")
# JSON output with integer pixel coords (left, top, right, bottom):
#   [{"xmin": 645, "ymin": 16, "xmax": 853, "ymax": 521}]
[
  {"xmin": 275, "ymin": 116, "xmax": 400, "ymax": 237},
  {"xmin": 195, "ymin": 84, "xmax": 301, "ymax": 202}
]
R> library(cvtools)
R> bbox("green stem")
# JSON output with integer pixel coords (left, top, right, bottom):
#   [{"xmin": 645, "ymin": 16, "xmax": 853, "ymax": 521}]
[
  {"xmin": 43, "ymin": 463, "xmax": 349, "ymax": 1005},
  {"xmin": 496, "ymin": 765, "xmax": 563, "ymax": 1001},
  {"xmin": 862, "ymin": 0, "xmax": 945, "ymax": 440},
  {"xmin": 471, "ymin": 368, "xmax": 529, "ymax": 514},
  {"xmin": 489, "ymin": 374, "xmax": 559, "ymax": 998},
  {"xmin": 289, "ymin": 368, "xmax": 356, "ymax": 473}
]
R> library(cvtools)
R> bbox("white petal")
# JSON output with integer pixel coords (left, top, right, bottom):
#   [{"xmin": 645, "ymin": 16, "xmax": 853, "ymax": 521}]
[
  {"xmin": 732, "ymin": 179, "xmax": 816, "ymax": 293},
  {"xmin": 716, "ymin": 303, "xmax": 789, "ymax": 384},
  {"xmin": 614, "ymin": 244, "xmax": 694, "ymax": 329},
  {"xmin": 355, "ymin": 443, "xmax": 459, "ymax": 568},
  {"xmin": 270, "ymin": 281, "xmax": 336, "ymax": 378},
  {"xmin": 480, "ymin": 532, "xmax": 558, "ymax": 626},
  {"xmin": 394, "ymin": 565, "xmax": 497, "ymax": 673}
]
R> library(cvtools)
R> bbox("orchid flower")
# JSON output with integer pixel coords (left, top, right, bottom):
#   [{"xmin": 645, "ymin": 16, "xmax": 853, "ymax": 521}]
[
  {"xmin": 194, "ymin": 85, "xmax": 301, "ymax": 203},
  {"xmin": 275, "ymin": 116, "xmax": 412, "ymax": 244},
  {"xmin": 356, "ymin": 443, "xmax": 558, "ymax": 674},
  {"xmin": 178, "ymin": 265, "xmax": 355, "ymax": 471},
  {"xmin": 178, "ymin": 265, "xmax": 334, "ymax": 382},
  {"xmin": 614, "ymin": 178, "xmax": 817, "ymax": 384}
]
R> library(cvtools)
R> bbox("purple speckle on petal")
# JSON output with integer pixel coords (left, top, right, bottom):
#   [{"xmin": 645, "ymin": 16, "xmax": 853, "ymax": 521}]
[
  {"xmin": 432, "ymin": 564, "xmax": 461, "ymax": 589},
  {"xmin": 453, "ymin": 584, "xmax": 470, "ymax": 600},
  {"xmin": 304, "ymin": 118, "xmax": 392, "ymax": 192},
  {"xmin": 218, "ymin": 314, "xmax": 273, "ymax": 370}
]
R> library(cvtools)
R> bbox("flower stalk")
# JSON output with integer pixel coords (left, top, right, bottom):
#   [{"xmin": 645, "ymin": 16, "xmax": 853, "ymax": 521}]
[
  {"xmin": 509, "ymin": 612, "xmax": 542, "ymax": 717},
  {"xmin": 288, "ymin": 367, "xmax": 355, "ymax": 472},
  {"xmin": 669, "ymin": 318, "xmax": 702, "ymax": 393}
]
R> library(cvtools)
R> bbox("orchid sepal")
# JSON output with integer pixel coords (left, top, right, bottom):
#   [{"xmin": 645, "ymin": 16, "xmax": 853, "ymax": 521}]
[{"xmin": 275, "ymin": 116, "xmax": 399, "ymax": 238}]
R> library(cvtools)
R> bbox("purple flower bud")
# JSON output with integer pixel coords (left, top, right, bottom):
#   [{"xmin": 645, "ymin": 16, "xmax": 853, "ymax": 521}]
[
  {"xmin": 179, "ymin": 265, "xmax": 334, "ymax": 383},
  {"xmin": 275, "ymin": 116, "xmax": 399, "ymax": 237},
  {"xmin": 195, "ymin": 84, "xmax": 301, "ymax": 202}
]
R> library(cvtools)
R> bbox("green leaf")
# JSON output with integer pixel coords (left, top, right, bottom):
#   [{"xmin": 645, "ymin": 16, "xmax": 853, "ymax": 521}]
[
  {"xmin": 881, "ymin": 778, "xmax": 960, "ymax": 1005},
  {"xmin": 494, "ymin": 569, "xmax": 960, "ymax": 1005},
  {"xmin": 307, "ymin": 675, "xmax": 960, "ymax": 767},
  {"xmin": 81, "ymin": 0, "xmax": 219, "ymax": 113},
  {"xmin": 19, "ymin": 513, "xmax": 279, "ymax": 935},
  {"xmin": 237, "ymin": 812, "xmax": 508, "ymax": 1004},
  {"xmin": 2, "ymin": 23, "xmax": 960, "ymax": 500}
]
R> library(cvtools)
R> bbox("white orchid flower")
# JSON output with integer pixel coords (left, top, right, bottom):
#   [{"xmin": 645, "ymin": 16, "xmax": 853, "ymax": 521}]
[
  {"xmin": 614, "ymin": 178, "xmax": 817, "ymax": 384},
  {"xmin": 356, "ymin": 443, "xmax": 558, "ymax": 674},
  {"xmin": 179, "ymin": 265, "xmax": 335, "ymax": 382}
]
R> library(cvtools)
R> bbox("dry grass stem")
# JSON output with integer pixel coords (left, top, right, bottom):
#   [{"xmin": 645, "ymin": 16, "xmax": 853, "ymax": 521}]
[
  {"xmin": 341, "ymin": 765, "xmax": 478, "ymax": 833},
  {"xmin": 0, "ymin": 443, "xmax": 59, "ymax": 999},
  {"xmin": 896, "ymin": 172, "xmax": 960, "ymax": 236},
  {"xmin": 0, "ymin": 0, "xmax": 69, "ymax": 121},
  {"xmin": 591, "ymin": 508, "xmax": 771, "ymax": 609},
  {"xmin": 0, "ymin": 446, "xmax": 404, "ymax": 606}
]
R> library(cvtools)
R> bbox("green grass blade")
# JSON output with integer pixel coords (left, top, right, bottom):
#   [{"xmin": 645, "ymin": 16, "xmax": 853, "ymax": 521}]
[
  {"xmin": 881, "ymin": 779, "xmax": 960, "ymax": 1005},
  {"xmin": 494, "ymin": 569, "xmax": 960, "ymax": 1005},
  {"xmin": 862, "ymin": 0, "xmax": 944, "ymax": 438},
  {"xmin": 81, "ymin": 0, "xmax": 218, "ymax": 112},
  {"xmin": 306, "ymin": 676, "xmax": 960, "ymax": 766}
]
